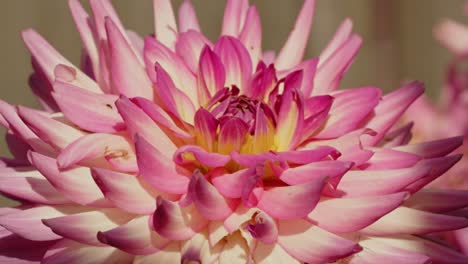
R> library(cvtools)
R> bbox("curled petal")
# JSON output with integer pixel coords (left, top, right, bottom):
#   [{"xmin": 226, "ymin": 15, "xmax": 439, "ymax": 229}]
[
  {"xmin": 275, "ymin": 146, "xmax": 340, "ymax": 165},
  {"xmin": 278, "ymin": 219, "xmax": 361, "ymax": 263},
  {"xmin": 257, "ymin": 177, "xmax": 327, "ymax": 220},
  {"xmin": 189, "ymin": 171, "xmax": 237, "ymax": 221},
  {"xmin": 307, "ymin": 192, "xmax": 408, "ymax": 233},
  {"xmin": 98, "ymin": 216, "xmax": 169, "ymax": 255},
  {"xmin": 174, "ymin": 145, "xmax": 231, "ymax": 168},
  {"xmin": 246, "ymin": 211, "xmax": 278, "ymax": 244},
  {"xmin": 153, "ymin": 197, "xmax": 208, "ymax": 241}
]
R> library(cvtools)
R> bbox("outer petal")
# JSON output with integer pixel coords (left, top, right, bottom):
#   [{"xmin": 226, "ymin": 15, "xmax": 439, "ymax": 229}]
[
  {"xmin": 253, "ymin": 242, "xmax": 301, "ymax": 264},
  {"xmin": 257, "ymin": 177, "xmax": 327, "ymax": 220},
  {"xmin": 42, "ymin": 239, "xmax": 133, "ymax": 264},
  {"xmin": 52, "ymin": 81, "xmax": 124, "ymax": 133},
  {"xmin": 221, "ymin": 0, "xmax": 249, "ymax": 36},
  {"xmin": 319, "ymin": 18, "xmax": 353, "ymax": 67},
  {"xmin": 135, "ymin": 135, "xmax": 189, "ymax": 194},
  {"xmin": 307, "ymin": 192, "xmax": 408, "ymax": 233},
  {"xmin": 153, "ymin": 197, "xmax": 208, "ymax": 241},
  {"xmin": 98, "ymin": 216, "xmax": 169, "ymax": 255},
  {"xmin": 43, "ymin": 209, "xmax": 133, "ymax": 246},
  {"xmin": 29, "ymin": 151, "xmax": 110, "ymax": 207},
  {"xmin": 361, "ymin": 207, "xmax": 468, "ymax": 235},
  {"xmin": 105, "ymin": 18, "xmax": 153, "ymax": 99},
  {"xmin": 279, "ymin": 160, "xmax": 352, "ymax": 186},
  {"xmin": 394, "ymin": 136, "xmax": 463, "ymax": 159},
  {"xmin": 175, "ymin": 30, "xmax": 212, "ymax": 73},
  {"xmin": 188, "ymin": 171, "xmax": 236, "ymax": 221},
  {"xmin": 0, "ymin": 227, "xmax": 55, "ymax": 263},
  {"xmin": 275, "ymin": 0, "xmax": 316, "ymax": 70},
  {"xmin": 239, "ymin": 6, "xmax": 262, "ymax": 67},
  {"xmin": 404, "ymin": 189, "xmax": 468, "ymax": 213},
  {"xmin": 153, "ymin": 0, "xmax": 178, "ymax": 48},
  {"xmin": 277, "ymin": 219, "xmax": 361, "ymax": 263},
  {"xmin": 178, "ymin": 0, "xmax": 200, "ymax": 32}
]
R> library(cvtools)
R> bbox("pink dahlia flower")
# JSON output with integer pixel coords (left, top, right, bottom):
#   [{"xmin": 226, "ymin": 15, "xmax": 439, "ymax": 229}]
[
  {"xmin": 403, "ymin": 6, "xmax": 468, "ymax": 256},
  {"xmin": 1, "ymin": 0, "xmax": 468, "ymax": 263}
]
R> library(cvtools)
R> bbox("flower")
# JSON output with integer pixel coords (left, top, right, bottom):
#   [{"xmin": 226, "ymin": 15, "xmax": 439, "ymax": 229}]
[
  {"xmin": 403, "ymin": 5, "xmax": 468, "ymax": 256},
  {"xmin": 0, "ymin": 0, "xmax": 468, "ymax": 263}
]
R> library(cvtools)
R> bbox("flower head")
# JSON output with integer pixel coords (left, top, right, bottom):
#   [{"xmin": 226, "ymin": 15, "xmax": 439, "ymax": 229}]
[{"xmin": 1, "ymin": 0, "xmax": 468, "ymax": 263}]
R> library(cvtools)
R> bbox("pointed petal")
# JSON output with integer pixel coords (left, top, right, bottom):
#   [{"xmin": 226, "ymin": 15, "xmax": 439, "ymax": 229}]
[
  {"xmin": 92, "ymin": 168, "xmax": 171, "ymax": 214},
  {"xmin": 275, "ymin": 0, "xmax": 316, "ymax": 70},
  {"xmin": 278, "ymin": 219, "xmax": 361, "ymax": 263},
  {"xmin": 21, "ymin": 29, "xmax": 101, "ymax": 93},
  {"xmin": 315, "ymin": 87, "xmax": 381, "ymax": 138},
  {"xmin": 221, "ymin": 0, "xmax": 249, "ymax": 36},
  {"xmin": 239, "ymin": 6, "xmax": 262, "ymax": 67},
  {"xmin": 29, "ymin": 151, "xmax": 110, "ymax": 207},
  {"xmin": 279, "ymin": 160, "xmax": 352, "ymax": 186},
  {"xmin": 197, "ymin": 46, "xmax": 226, "ymax": 106},
  {"xmin": 52, "ymin": 81, "xmax": 124, "ymax": 133},
  {"xmin": 394, "ymin": 136, "xmax": 463, "ymax": 159},
  {"xmin": 189, "ymin": 171, "xmax": 236, "ymax": 221},
  {"xmin": 214, "ymin": 36, "xmax": 252, "ymax": 92},
  {"xmin": 194, "ymin": 108, "xmax": 219, "ymax": 152},
  {"xmin": 105, "ymin": 18, "xmax": 153, "ymax": 99},
  {"xmin": 0, "ymin": 228, "xmax": 55, "ymax": 263},
  {"xmin": 257, "ymin": 177, "xmax": 327, "ymax": 220},
  {"xmin": 153, "ymin": 197, "xmax": 208, "ymax": 240},
  {"xmin": 218, "ymin": 117, "xmax": 249, "ymax": 154},
  {"xmin": 17, "ymin": 107, "xmax": 85, "ymax": 150},
  {"xmin": 98, "ymin": 216, "xmax": 169, "ymax": 255},
  {"xmin": 153, "ymin": 0, "xmax": 178, "ymax": 48},
  {"xmin": 251, "ymin": 105, "xmax": 275, "ymax": 153},
  {"xmin": 43, "ymin": 209, "xmax": 133, "ymax": 246},
  {"xmin": 314, "ymin": 35, "xmax": 362, "ymax": 94},
  {"xmin": 178, "ymin": 0, "xmax": 200, "ymax": 32},
  {"xmin": 135, "ymin": 135, "xmax": 189, "ymax": 194},
  {"xmin": 361, "ymin": 207, "xmax": 468, "ymax": 235},
  {"xmin": 116, "ymin": 96, "xmax": 177, "ymax": 156},
  {"xmin": 308, "ymin": 192, "xmax": 408, "ymax": 233},
  {"xmin": 404, "ymin": 189, "xmax": 468, "ymax": 213},
  {"xmin": 176, "ymin": 30, "xmax": 213, "ymax": 73},
  {"xmin": 361, "ymin": 81, "xmax": 424, "ymax": 146},
  {"xmin": 319, "ymin": 18, "xmax": 353, "ymax": 67}
]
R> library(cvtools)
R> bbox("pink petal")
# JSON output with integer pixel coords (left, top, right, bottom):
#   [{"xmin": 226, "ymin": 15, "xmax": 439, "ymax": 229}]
[
  {"xmin": 279, "ymin": 160, "xmax": 352, "ymax": 186},
  {"xmin": 194, "ymin": 108, "xmax": 219, "ymax": 152},
  {"xmin": 218, "ymin": 117, "xmax": 249, "ymax": 154},
  {"xmin": 153, "ymin": 0, "xmax": 178, "ymax": 48},
  {"xmin": 278, "ymin": 219, "xmax": 361, "ymax": 263},
  {"xmin": 0, "ymin": 206, "xmax": 84, "ymax": 241},
  {"xmin": 116, "ymin": 96, "xmax": 177, "ymax": 156},
  {"xmin": 361, "ymin": 148, "xmax": 421, "ymax": 170},
  {"xmin": 315, "ymin": 87, "xmax": 381, "ymax": 138},
  {"xmin": 52, "ymin": 81, "xmax": 125, "ymax": 133},
  {"xmin": 319, "ymin": 18, "xmax": 353, "ymax": 67},
  {"xmin": 29, "ymin": 151, "xmax": 110, "ymax": 207},
  {"xmin": 43, "ymin": 209, "xmax": 133, "ymax": 246},
  {"xmin": 105, "ymin": 18, "xmax": 153, "ymax": 99},
  {"xmin": 0, "ymin": 173, "xmax": 69, "ymax": 205},
  {"xmin": 153, "ymin": 197, "xmax": 208, "ymax": 240},
  {"xmin": 154, "ymin": 64, "xmax": 196, "ymax": 123},
  {"xmin": 253, "ymin": 242, "xmax": 301, "ymax": 264},
  {"xmin": 251, "ymin": 105, "xmax": 275, "ymax": 153},
  {"xmin": 21, "ymin": 29, "xmax": 101, "ymax": 93},
  {"xmin": 0, "ymin": 227, "xmax": 55, "ymax": 263},
  {"xmin": 174, "ymin": 145, "xmax": 231, "ymax": 168},
  {"xmin": 275, "ymin": 0, "xmax": 316, "ymax": 70},
  {"xmin": 68, "ymin": 0, "xmax": 100, "ymax": 81},
  {"xmin": 212, "ymin": 168, "xmax": 253, "ymax": 199},
  {"xmin": 178, "ymin": 0, "xmax": 201, "ymax": 32},
  {"xmin": 361, "ymin": 81, "xmax": 424, "ymax": 146},
  {"xmin": 42, "ymin": 239, "xmax": 134, "ymax": 264},
  {"xmin": 361, "ymin": 207, "xmax": 468, "ymax": 236},
  {"xmin": 181, "ymin": 230, "xmax": 224, "ymax": 263},
  {"xmin": 98, "ymin": 216, "xmax": 169, "ymax": 255},
  {"xmin": 188, "ymin": 171, "xmax": 237, "ymax": 221},
  {"xmin": 307, "ymin": 192, "xmax": 408, "ymax": 233},
  {"xmin": 214, "ymin": 36, "xmax": 252, "ymax": 92},
  {"xmin": 314, "ymin": 34, "xmax": 362, "ymax": 94},
  {"xmin": 239, "ymin": 6, "xmax": 262, "ymax": 67},
  {"xmin": 144, "ymin": 37, "xmax": 198, "ymax": 102},
  {"xmin": 135, "ymin": 135, "xmax": 189, "ymax": 194},
  {"xmin": 91, "ymin": 168, "xmax": 174, "ymax": 214},
  {"xmin": 245, "ymin": 211, "xmax": 278, "ymax": 244},
  {"xmin": 17, "ymin": 107, "xmax": 85, "ymax": 150},
  {"xmin": 197, "ymin": 46, "xmax": 226, "ymax": 106},
  {"xmin": 257, "ymin": 178, "xmax": 327, "ymax": 220},
  {"xmin": 381, "ymin": 122, "xmax": 414, "ymax": 148},
  {"xmin": 404, "ymin": 189, "xmax": 468, "ymax": 213},
  {"xmin": 338, "ymin": 162, "xmax": 431, "ymax": 197},
  {"xmin": 57, "ymin": 133, "xmax": 133, "ymax": 170},
  {"xmin": 275, "ymin": 146, "xmax": 340, "ymax": 165},
  {"xmin": 434, "ymin": 19, "xmax": 468, "ymax": 56},
  {"xmin": 175, "ymin": 30, "xmax": 213, "ymax": 73},
  {"xmin": 221, "ymin": 0, "xmax": 249, "ymax": 36},
  {"xmin": 394, "ymin": 136, "xmax": 463, "ymax": 159}
]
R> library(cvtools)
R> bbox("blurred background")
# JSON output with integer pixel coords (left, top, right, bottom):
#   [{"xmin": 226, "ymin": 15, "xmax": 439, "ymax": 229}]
[{"xmin": 0, "ymin": 0, "xmax": 466, "ymax": 205}]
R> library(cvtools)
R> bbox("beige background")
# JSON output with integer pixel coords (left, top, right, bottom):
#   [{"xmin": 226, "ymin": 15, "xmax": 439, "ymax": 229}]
[{"xmin": 0, "ymin": 0, "xmax": 466, "ymax": 204}]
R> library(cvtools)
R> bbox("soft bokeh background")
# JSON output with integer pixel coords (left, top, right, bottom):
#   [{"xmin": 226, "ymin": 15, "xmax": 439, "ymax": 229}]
[{"xmin": 0, "ymin": 0, "xmax": 466, "ymax": 205}]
